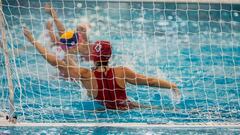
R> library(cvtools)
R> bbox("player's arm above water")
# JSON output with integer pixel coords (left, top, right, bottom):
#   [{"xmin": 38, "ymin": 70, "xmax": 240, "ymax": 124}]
[
  {"xmin": 44, "ymin": 3, "xmax": 65, "ymax": 36},
  {"xmin": 23, "ymin": 27, "xmax": 90, "ymax": 79},
  {"xmin": 23, "ymin": 27, "xmax": 65, "ymax": 67},
  {"xmin": 124, "ymin": 67, "xmax": 181, "ymax": 101},
  {"xmin": 66, "ymin": 24, "xmax": 91, "ymax": 55},
  {"xmin": 45, "ymin": 3, "xmax": 91, "ymax": 57},
  {"xmin": 46, "ymin": 21, "xmax": 59, "ymax": 44},
  {"xmin": 45, "ymin": 3, "xmax": 90, "ymax": 43},
  {"xmin": 76, "ymin": 23, "xmax": 91, "ymax": 44},
  {"xmin": 46, "ymin": 21, "xmax": 91, "ymax": 56},
  {"xmin": 124, "ymin": 67, "xmax": 179, "ymax": 91}
]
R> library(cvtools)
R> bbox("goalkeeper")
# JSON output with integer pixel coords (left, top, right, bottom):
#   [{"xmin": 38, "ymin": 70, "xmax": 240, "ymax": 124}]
[
  {"xmin": 44, "ymin": 3, "xmax": 91, "ymax": 60},
  {"xmin": 23, "ymin": 27, "xmax": 180, "ymax": 110}
]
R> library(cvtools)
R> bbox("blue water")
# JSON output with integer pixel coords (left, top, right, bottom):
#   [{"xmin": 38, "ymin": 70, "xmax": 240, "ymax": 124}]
[
  {"xmin": 0, "ymin": 0, "xmax": 240, "ymax": 134},
  {"xmin": 0, "ymin": 127, "xmax": 240, "ymax": 135}
]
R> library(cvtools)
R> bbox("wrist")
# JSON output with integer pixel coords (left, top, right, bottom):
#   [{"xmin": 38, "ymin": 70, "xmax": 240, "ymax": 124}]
[{"xmin": 171, "ymin": 83, "xmax": 177, "ymax": 89}]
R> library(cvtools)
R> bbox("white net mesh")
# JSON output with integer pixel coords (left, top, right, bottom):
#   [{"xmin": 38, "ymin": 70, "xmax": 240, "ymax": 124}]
[{"xmin": 0, "ymin": 0, "xmax": 240, "ymax": 124}]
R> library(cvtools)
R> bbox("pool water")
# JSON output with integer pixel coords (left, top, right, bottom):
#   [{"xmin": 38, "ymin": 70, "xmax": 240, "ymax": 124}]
[
  {"xmin": 0, "ymin": 127, "xmax": 240, "ymax": 135},
  {"xmin": 1, "ymin": 0, "xmax": 240, "ymax": 128}
]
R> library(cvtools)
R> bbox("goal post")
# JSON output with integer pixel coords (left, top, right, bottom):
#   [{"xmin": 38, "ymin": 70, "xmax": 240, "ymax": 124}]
[
  {"xmin": 0, "ymin": 0, "xmax": 16, "ymax": 122},
  {"xmin": 0, "ymin": 0, "xmax": 239, "ymax": 126},
  {"xmin": 86, "ymin": 0, "xmax": 240, "ymax": 4}
]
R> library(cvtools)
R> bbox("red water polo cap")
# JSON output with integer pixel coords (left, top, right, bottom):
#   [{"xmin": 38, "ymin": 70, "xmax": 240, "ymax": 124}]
[{"xmin": 91, "ymin": 40, "xmax": 112, "ymax": 62}]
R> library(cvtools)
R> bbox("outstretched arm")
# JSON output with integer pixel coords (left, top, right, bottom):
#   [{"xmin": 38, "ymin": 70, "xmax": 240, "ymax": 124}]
[
  {"xmin": 46, "ymin": 20, "xmax": 91, "ymax": 55},
  {"xmin": 46, "ymin": 21, "xmax": 59, "ymax": 44},
  {"xmin": 45, "ymin": 3, "xmax": 65, "ymax": 36},
  {"xmin": 23, "ymin": 27, "xmax": 90, "ymax": 79},
  {"xmin": 124, "ymin": 67, "xmax": 178, "ymax": 90},
  {"xmin": 23, "ymin": 27, "xmax": 65, "ymax": 67},
  {"xmin": 124, "ymin": 67, "xmax": 181, "ymax": 102},
  {"xmin": 76, "ymin": 24, "xmax": 91, "ymax": 44}
]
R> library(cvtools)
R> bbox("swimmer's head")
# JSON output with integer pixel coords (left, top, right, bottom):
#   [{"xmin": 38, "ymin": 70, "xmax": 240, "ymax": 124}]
[
  {"xmin": 60, "ymin": 30, "xmax": 78, "ymax": 47},
  {"xmin": 91, "ymin": 40, "xmax": 112, "ymax": 63}
]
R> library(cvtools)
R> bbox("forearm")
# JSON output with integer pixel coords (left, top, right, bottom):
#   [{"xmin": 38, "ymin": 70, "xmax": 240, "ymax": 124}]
[
  {"xmin": 148, "ymin": 78, "xmax": 177, "ymax": 89},
  {"xmin": 51, "ymin": 12, "xmax": 65, "ymax": 36},
  {"xmin": 124, "ymin": 67, "xmax": 178, "ymax": 90},
  {"xmin": 31, "ymin": 40, "xmax": 65, "ymax": 67},
  {"xmin": 48, "ymin": 30, "xmax": 59, "ymax": 44},
  {"xmin": 33, "ymin": 40, "xmax": 86, "ymax": 79},
  {"xmin": 53, "ymin": 17, "xmax": 65, "ymax": 35},
  {"xmin": 45, "ymin": 4, "xmax": 65, "ymax": 35}
]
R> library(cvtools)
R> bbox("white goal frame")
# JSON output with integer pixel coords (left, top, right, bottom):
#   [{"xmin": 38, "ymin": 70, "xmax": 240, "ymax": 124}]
[{"xmin": 0, "ymin": 0, "xmax": 239, "ymax": 127}]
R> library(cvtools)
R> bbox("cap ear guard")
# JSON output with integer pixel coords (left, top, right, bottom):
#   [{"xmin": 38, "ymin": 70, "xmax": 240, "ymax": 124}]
[{"xmin": 60, "ymin": 31, "xmax": 78, "ymax": 47}]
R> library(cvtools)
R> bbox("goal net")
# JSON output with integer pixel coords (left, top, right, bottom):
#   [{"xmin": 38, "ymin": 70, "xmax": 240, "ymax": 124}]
[{"xmin": 0, "ymin": 0, "xmax": 240, "ymax": 125}]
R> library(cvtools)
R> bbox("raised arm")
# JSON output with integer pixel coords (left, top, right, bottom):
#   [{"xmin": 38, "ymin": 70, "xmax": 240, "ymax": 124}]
[
  {"xmin": 46, "ymin": 21, "xmax": 59, "ymax": 44},
  {"xmin": 124, "ymin": 67, "xmax": 181, "ymax": 101},
  {"xmin": 23, "ymin": 27, "xmax": 65, "ymax": 67},
  {"xmin": 23, "ymin": 27, "xmax": 90, "ymax": 79},
  {"xmin": 44, "ymin": 3, "xmax": 65, "ymax": 36},
  {"xmin": 124, "ymin": 67, "xmax": 177, "ymax": 89},
  {"xmin": 76, "ymin": 23, "xmax": 91, "ymax": 44}
]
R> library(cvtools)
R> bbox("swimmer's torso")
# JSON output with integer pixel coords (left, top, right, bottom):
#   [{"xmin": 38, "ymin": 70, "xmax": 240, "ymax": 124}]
[{"xmin": 59, "ymin": 66, "xmax": 126, "ymax": 98}]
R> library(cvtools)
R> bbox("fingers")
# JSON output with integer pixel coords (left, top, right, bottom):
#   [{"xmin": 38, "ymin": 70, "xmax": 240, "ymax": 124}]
[
  {"xmin": 23, "ymin": 27, "xmax": 34, "ymax": 43},
  {"xmin": 44, "ymin": 3, "xmax": 56, "ymax": 17},
  {"xmin": 171, "ymin": 87, "xmax": 181, "ymax": 104},
  {"xmin": 23, "ymin": 27, "xmax": 30, "ymax": 36},
  {"xmin": 44, "ymin": 3, "xmax": 52, "ymax": 12}
]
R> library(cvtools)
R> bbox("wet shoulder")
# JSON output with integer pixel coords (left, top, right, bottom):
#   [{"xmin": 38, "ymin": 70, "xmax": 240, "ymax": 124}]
[{"xmin": 112, "ymin": 66, "xmax": 126, "ymax": 78}]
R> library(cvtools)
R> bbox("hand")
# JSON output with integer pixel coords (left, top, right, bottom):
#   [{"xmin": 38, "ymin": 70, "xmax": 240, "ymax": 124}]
[
  {"xmin": 23, "ymin": 27, "xmax": 34, "ymax": 44},
  {"xmin": 77, "ymin": 24, "xmax": 87, "ymax": 32},
  {"xmin": 44, "ymin": 3, "xmax": 57, "ymax": 18},
  {"xmin": 77, "ymin": 23, "xmax": 91, "ymax": 32},
  {"xmin": 46, "ymin": 20, "xmax": 53, "ymax": 31},
  {"xmin": 172, "ymin": 87, "xmax": 181, "ymax": 104},
  {"xmin": 173, "ymin": 88, "xmax": 180, "ymax": 97},
  {"xmin": 44, "ymin": 3, "xmax": 52, "ymax": 13}
]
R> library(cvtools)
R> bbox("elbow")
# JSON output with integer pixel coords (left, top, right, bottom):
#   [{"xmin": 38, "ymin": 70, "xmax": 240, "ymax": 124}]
[{"xmin": 147, "ymin": 78, "xmax": 157, "ymax": 86}]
